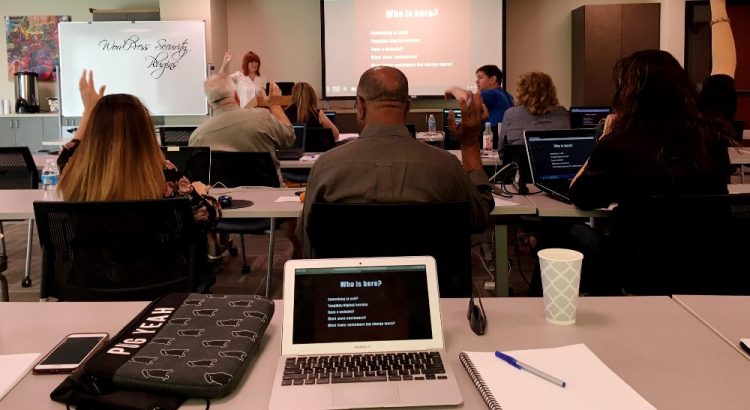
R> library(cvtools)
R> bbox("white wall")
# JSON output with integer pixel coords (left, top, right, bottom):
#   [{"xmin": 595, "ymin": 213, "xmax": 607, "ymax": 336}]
[
  {"xmin": 222, "ymin": 0, "xmax": 688, "ymax": 107},
  {"xmin": 0, "ymin": 0, "xmax": 158, "ymax": 111},
  {"xmin": 0, "ymin": 0, "xmax": 691, "ymax": 110},
  {"xmin": 506, "ymin": 0, "xmax": 686, "ymax": 106}
]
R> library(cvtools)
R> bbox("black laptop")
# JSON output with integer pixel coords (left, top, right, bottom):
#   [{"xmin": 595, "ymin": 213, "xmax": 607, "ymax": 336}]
[
  {"xmin": 569, "ymin": 107, "xmax": 611, "ymax": 129},
  {"xmin": 524, "ymin": 129, "xmax": 597, "ymax": 203},
  {"xmin": 276, "ymin": 124, "xmax": 306, "ymax": 160}
]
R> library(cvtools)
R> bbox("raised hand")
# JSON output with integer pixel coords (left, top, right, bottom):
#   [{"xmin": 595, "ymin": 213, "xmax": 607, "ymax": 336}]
[
  {"xmin": 79, "ymin": 69, "xmax": 106, "ymax": 112},
  {"xmin": 448, "ymin": 91, "xmax": 483, "ymax": 147},
  {"xmin": 223, "ymin": 50, "xmax": 233, "ymax": 64}
]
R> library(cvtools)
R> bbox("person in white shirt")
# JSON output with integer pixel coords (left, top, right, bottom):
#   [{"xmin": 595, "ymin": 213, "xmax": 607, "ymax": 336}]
[{"xmin": 217, "ymin": 49, "xmax": 267, "ymax": 109}]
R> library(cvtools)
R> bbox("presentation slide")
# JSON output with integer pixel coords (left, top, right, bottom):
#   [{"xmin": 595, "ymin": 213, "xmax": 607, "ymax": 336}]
[
  {"xmin": 528, "ymin": 137, "xmax": 595, "ymax": 180},
  {"xmin": 322, "ymin": 0, "xmax": 504, "ymax": 98},
  {"xmin": 292, "ymin": 267, "xmax": 432, "ymax": 344}
]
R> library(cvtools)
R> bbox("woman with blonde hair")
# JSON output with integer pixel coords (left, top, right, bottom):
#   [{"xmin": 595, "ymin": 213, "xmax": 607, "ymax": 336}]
[
  {"xmin": 284, "ymin": 82, "xmax": 339, "ymax": 141},
  {"xmin": 498, "ymin": 71, "xmax": 569, "ymax": 148},
  {"xmin": 58, "ymin": 70, "xmax": 220, "ymax": 227}
]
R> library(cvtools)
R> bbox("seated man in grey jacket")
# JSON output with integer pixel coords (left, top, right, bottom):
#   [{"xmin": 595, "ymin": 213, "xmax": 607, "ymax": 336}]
[{"xmin": 298, "ymin": 66, "xmax": 495, "ymax": 256}]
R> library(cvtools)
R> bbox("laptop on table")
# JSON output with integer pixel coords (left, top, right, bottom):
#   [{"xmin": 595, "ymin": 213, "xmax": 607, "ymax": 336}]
[
  {"xmin": 569, "ymin": 106, "xmax": 611, "ymax": 129},
  {"xmin": 276, "ymin": 124, "xmax": 306, "ymax": 160},
  {"xmin": 524, "ymin": 129, "xmax": 597, "ymax": 203},
  {"xmin": 269, "ymin": 256, "xmax": 463, "ymax": 410}
]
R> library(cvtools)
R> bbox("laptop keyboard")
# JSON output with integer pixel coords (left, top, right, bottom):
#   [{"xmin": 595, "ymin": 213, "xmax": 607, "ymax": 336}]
[{"xmin": 281, "ymin": 351, "xmax": 447, "ymax": 386}]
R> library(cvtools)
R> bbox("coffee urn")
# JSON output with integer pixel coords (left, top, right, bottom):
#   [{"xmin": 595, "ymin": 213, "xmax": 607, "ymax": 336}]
[{"xmin": 14, "ymin": 71, "xmax": 39, "ymax": 113}]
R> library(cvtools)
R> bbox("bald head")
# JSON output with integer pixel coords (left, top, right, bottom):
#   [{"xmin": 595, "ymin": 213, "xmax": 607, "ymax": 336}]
[
  {"xmin": 204, "ymin": 74, "xmax": 237, "ymax": 107},
  {"xmin": 356, "ymin": 66, "xmax": 410, "ymax": 125}
]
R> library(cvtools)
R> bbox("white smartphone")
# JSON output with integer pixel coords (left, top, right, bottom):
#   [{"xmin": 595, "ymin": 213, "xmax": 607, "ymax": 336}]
[{"xmin": 33, "ymin": 333, "xmax": 109, "ymax": 374}]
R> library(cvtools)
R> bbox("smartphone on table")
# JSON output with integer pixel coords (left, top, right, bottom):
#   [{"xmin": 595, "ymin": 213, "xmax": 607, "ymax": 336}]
[{"xmin": 33, "ymin": 333, "xmax": 109, "ymax": 374}]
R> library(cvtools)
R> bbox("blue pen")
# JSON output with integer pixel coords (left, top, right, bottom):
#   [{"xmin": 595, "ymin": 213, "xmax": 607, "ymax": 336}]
[{"xmin": 495, "ymin": 351, "xmax": 567, "ymax": 388}]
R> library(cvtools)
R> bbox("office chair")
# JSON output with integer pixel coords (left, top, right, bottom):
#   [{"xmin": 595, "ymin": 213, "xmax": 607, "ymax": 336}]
[
  {"xmin": 617, "ymin": 193, "xmax": 750, "ymax": 296},
  {"xmin": 160, "ymin": 145, "xmax": 211, "ymax": 185},
  {"xmin": 0, "ymin": 147, "xmax": 39, "ymax": 288},
  {"xmin": 210, "ymin": 151, "xmax": 280, "ymax": 285},
  {"xmin": 34, "ymin": 198, "xmax": 208, "ymax": 301},
  {"xmin": 158, "ymin": 126, "xmax": 198, "ymax": 147},
  {"xmin": 307, "ymin": 201, "xmax": 472, "ymax": 297}
]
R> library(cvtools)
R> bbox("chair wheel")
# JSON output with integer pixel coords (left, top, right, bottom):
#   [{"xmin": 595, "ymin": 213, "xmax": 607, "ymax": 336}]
[
  {"xmin": 241, "ymin": 265, "xmax": 251, "ymax": 274},
  {"xmin": 228, "ymin": 247, "xmax": 239, "ymax": 257},
  {"xmin": 22, "ymin": 277, "xmax": 32, "ymax": 288}
]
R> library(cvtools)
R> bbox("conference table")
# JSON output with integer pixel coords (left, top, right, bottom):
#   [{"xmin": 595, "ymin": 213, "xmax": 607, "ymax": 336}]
[
  {"xmin": 0, "ymin": 187, "xmax": 534, "ymax": 298},
  {"xmin": 2, "ymin": 297, "xmax": 749, "ymax": 409},
  {"xmin": 673, "ymin": 295, "xmax": 750, "ymax": 360},
  {"xmin": 279, "ymin": 149, "xmax": 502, "ymax": 169}
]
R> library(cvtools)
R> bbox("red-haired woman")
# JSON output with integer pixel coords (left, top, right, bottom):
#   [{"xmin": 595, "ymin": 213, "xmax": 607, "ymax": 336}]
[{"xmin": 218, "ymin": 49, "xmax": 267, "ymax": 109}]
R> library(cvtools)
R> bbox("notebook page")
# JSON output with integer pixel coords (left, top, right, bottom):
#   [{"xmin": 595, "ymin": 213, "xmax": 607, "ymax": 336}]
[
  {"xmin": 463, "ymin": 344, "xmax": 655, "ymax": 410},
  {"xmin": 0, "ymin": 353, "xmax": 39, "ymax": 400}
]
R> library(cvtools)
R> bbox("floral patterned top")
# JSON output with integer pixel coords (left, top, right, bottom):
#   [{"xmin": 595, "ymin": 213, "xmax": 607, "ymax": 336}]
[{"xmin": 58, "ymin": 139, "xmax": 221, "ymax": 229}]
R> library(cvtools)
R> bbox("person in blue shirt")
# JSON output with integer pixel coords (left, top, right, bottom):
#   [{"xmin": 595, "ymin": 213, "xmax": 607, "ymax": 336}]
[{"xmin": 475, "ymin": 65, "xmax": 514, "ymax": 129}]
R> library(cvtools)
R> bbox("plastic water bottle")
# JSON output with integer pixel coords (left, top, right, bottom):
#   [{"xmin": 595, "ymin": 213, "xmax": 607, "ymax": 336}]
[
  {"xmin": 41, "ymin": 159, "xmax": 60, "ymax": 191},
  {"xmin": 427, "ymin": 114, "xmax": 436, "ymax": 133},
  {"xmin": 482, "ymin": 122, "xmax": 493, "ymax": 153}
]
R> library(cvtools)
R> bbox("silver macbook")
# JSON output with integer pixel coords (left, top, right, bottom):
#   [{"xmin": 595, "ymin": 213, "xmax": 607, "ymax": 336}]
[{"xmin": 268, "ymin": 256, "xmax": 463, "ymax": 409}]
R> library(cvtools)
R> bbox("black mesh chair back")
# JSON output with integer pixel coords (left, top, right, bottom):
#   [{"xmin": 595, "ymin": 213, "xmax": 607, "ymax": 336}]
[
  {"xmin": 617, "ymin": 193, "xmax": 750, "ymax": 295},
  {"xmin": 161, "ymin": 146, "xmax": 211, "ymax": 185},
  {"xmin": 732, "ymin": 121, "xmax": 745, "ymax": 143},
  {"xmin": 210, "ymin": 151, "xmax": 279, "ymax": 275},
  {"xmin": 210, "ymin": 151, "xmax": 280, "ymax": 188},
  {"xmin": 158, "ymin": 126, "xmax": 198, "ymax": 147},
  {"xmin": 0, "ymin": 147, "xmax": 39, "ymax": 189},
  {"xmin": 308, "ymin": 201, "xmax": 472, "ymax": 297},
  {"xmin": 34, "ymin": 198, "xmax": 199, "ymax": 301},
  {"xmin": 304, "ymin": 127, "xmax": 336, "ymax": 153}
]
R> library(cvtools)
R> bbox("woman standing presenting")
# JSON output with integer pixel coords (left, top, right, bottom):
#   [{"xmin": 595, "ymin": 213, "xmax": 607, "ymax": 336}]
[{"xmin": 218, "ymin": 49, "xmax": 267, "ymax": 109}]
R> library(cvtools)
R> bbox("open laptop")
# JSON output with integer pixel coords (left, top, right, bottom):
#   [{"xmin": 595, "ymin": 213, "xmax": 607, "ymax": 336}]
[
  {"xmin": 268, "ymin": 256, "xmax": 463, "ymax": 410},
  {"xmin": 276, "ymin": 124, "xmax": 306, "ymax": 160},
  {"xmin": 569, "ymin": 106, "xmax": 611, "ymax": 129},
  {"xmin": 524, "ymin": 129, "xmax": 597, "ymax": 203}
]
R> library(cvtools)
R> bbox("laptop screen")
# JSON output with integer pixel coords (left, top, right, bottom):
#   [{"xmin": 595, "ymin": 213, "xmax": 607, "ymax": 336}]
[
  {"xmin": 291, "ymin": 264, "xmax": 433, "ymax": 345},
  {"xmin": 292, "ymin": 124, "xmax": 306, "ymax": 149},
  {"xmin": 569, "ymin": 107, "xmax": 610, "ymax": 129},
  {"xmin": 525, "ymin": 130, "xmax": 596, "ymax": 181}
]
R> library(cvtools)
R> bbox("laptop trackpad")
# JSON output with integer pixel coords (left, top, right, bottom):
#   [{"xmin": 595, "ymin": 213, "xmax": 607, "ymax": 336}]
[{"xmin": 332, "ymin": 383, "xmax": 400, "ymax": 408}]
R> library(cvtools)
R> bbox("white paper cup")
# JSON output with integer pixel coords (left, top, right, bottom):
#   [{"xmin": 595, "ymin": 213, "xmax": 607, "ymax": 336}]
[{"xmin": 538, "ymin": 248, "xmax": 583, "ymax": 325}]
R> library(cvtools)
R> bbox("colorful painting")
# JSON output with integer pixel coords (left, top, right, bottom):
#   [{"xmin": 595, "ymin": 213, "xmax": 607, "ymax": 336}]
[{"xmin": 5, "ymin": 15, "xmax": 71, "ymax": 81}]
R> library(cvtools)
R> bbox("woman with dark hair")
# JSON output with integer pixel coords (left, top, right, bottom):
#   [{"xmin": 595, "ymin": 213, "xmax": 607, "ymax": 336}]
[
  {"xmin": 284, "ymin": 82, "xmax": 339, "ymax": 141},
  {"xmin": 570, "ymin": 50, "xmax": 731, "ymax": 208},
  {"xmin": 499, "ymin": 71, "xmax": 569, "ymax": 148},
  {"xmin": 567, "ymin": 50, "xmax": 733, "ymax": 294},
  {"xmin": 218, "ymin": 49, "xmax": 267, "ymax": 108}
]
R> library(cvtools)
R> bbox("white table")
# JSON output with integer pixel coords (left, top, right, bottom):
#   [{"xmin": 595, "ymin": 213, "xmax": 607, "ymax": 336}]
[
  {"xmin": 280, "ymin": 149, "xmax": 502, "ymax": 169},
  {"xmin": 2, "ymin": 297, "xmax": 750, "ymax": 409},
  {"xmin": 673, "ymin": 295, "xmax": 750, "ymax": 360},
  {"xmin": 729, "ymin": 147, "xmax": 750, "ymax": 183}
]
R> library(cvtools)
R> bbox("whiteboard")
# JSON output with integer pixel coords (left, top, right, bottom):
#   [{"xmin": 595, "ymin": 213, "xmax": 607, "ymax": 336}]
[{"xmin": 58, "ymin": 21, "xmax": 208, "ymax": 117}]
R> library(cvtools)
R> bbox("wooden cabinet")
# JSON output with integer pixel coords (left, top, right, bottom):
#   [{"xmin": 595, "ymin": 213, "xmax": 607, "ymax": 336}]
[{"xmin": 571, "ymin": 3, "xmax": 661, "ymax": 106}]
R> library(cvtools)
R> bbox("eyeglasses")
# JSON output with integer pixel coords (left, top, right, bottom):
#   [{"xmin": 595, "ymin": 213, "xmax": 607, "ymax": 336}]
[{"xmin": 467, "ymin": 292, "xmax": 486, "ymax": 336}]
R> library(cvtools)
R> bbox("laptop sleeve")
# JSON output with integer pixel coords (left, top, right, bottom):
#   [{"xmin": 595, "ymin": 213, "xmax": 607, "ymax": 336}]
[{"xmin": 82, "ymin": 293, "xmax": 274, "ymax": 399}]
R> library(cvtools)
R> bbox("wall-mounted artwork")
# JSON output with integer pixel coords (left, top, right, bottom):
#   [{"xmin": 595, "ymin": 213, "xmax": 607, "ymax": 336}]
[{"xmin": 5, "ymin": 15, "xmax": 71, "ymax": 81}]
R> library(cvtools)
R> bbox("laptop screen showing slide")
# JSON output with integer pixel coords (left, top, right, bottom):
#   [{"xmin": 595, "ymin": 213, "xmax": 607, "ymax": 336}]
[
  {"xmin": 270, "ymin": 257, "xmax": 462, "ymax": 409},
  {"xmin": 524, "ymin": 129, "xmax": 597, "ymax": 203},
  {"xmin": 570, "ymin": 107, "xmax": 611, "ymax": 129}
]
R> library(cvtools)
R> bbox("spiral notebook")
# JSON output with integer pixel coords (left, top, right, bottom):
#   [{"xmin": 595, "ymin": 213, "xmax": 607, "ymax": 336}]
[{"xmin": 459, "ymin": 344, "xmax": 655, "ymax": 410}]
